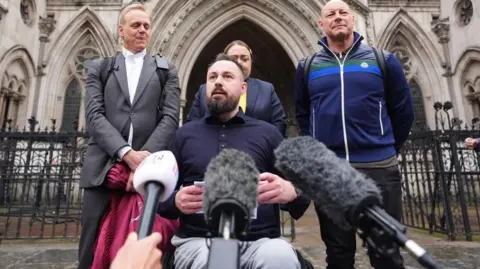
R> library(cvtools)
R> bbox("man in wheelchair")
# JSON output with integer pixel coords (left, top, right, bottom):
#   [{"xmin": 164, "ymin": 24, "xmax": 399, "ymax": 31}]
[{"xmin": 158, "ymin": 54, "xmax": 311, "ymax": 269}]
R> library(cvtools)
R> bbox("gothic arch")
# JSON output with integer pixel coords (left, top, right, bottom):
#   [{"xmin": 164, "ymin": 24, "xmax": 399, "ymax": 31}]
[
  {"xmin": 455, "ymin": 47, "xmax": 480, "ymax": 117},
  {"xmin": 0, "ymin": 46, "xmax": 36, "ymax": 128},
  {"xmin": 376, "ymin": 8, "xmax": 443, "ymax": 96},
  {"xmin": 149, "ymin": 0, "xmax": 324, "ymax": 101},
  {"xmin": 41, "ymin": 6, "xmax": 116, "ymax": 126},
  {"xmin": 376, "ymin": 8, "xmax": 444, "ymax": 128},
  {"xmin": 453, "ymin": 47, "xmax": 480, "ymax": 74}
]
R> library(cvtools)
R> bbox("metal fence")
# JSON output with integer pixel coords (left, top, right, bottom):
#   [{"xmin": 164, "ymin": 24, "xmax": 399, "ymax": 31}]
[
  {"xmin": 399, "ymin": 101, "xmax": 480, "ymax": 241},
  {"xmin": 0, "ymin": 118, "xmax": 87, "ymax": 240},
  {"xmin": 1, "ymin": 102, "xmax": 480, "ymax": 242}
]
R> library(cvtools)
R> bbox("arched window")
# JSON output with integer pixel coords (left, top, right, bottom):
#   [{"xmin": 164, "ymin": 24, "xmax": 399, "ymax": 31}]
[
  {"xmin": 409, "ymin": 80, "xmax": 428, "ymax": 131},
  {"xmin": 61, "ymin": 79, "xmax": 82, "ymax": 131}
]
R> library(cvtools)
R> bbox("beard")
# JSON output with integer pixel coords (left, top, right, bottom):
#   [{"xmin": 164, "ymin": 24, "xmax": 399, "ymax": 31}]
[{"xmin": 207, "ymin": 89, "xmax": 240, "ymax": 116}]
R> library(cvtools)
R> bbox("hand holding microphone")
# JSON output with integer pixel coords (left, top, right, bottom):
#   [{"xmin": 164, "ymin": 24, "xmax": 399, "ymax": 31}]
[
  {"xmin": 110, "ymin": 232, "xmax": 163, "ymax": 269},
  {"xmin": 133, "ymin": 150, "xmax": 179, "ymax": 239}
]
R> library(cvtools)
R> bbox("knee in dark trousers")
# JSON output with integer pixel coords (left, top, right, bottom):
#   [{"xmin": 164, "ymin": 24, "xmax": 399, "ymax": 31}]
[
  {"xmin": 78, "ymin": 187, "xmax": 110, "ymax": 269},
  {"xmin": 315, "ymin": 166, "xmax": 405, "ymax": 269}
]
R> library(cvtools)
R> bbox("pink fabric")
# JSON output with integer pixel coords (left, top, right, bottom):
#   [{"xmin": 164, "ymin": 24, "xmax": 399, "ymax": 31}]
[{"xmin": 90, "ymin": 163, "xmax": 179, "ymax": 269}]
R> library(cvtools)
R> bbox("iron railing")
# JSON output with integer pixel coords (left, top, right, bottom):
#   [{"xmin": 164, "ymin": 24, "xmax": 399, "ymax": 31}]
[
  {"xmin": 399, "ymin": 101, "xmax": 480, "ymax": 241},
  {"xmin": 0, "ymin": 118, "xmax": 87, "ymax": 240},
  {"xmin": 0, "ymin": 117, "xmax": 296, "ymax": 241},
  {"xmin": 1, "ymin": 102, "xmax": 480, "ymax": 242}
]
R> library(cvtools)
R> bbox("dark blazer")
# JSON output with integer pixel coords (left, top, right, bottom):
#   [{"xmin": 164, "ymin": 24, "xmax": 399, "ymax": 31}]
[
  {"xmin": 78, "ymin": 53, "xmax": 181, "ymax": 269},
  {"xmin": 186, "ymin": 77, "xmax": 287, "ymax": 136}
]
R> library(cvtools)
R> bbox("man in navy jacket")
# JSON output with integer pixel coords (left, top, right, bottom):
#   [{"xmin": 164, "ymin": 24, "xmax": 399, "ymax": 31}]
[{"xmin": 294, "ymin": 1, "xmax": 414, "ymax": 268}]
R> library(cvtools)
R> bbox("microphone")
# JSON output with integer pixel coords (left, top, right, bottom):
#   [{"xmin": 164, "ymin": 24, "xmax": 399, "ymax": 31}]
[
  {"xmin": 133, "ymin": 150, "xmax": 179, "ymax": 239},
  {"xmin": 274, "ymin": 136, "xmax": 441, "ymax": 269},
  {"xmin": 202, "ymin": 148, "xmax": 259, "ymax": 269}
]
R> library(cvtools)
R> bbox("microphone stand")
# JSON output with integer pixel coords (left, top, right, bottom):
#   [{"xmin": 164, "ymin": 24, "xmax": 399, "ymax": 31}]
[
  {"xmin": 137, "ymin": 181, "xmax": 164, "ymax": 239},
  {"xmin": 356, "ymin": 205, "xmax": 442, "ymax": 269},
  {"xmin": 207, "ymin": 212, "xmax": 241, "ymax": 269},
  {"xmin": 206, "ymin": 199, "xmax": 248, "ymax": 269}
]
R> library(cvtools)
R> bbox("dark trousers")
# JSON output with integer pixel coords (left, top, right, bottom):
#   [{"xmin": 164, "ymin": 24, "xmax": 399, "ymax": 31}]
[
  {"xmin": 78, "ymin": 187, "xmax": 110, "ymax": 269},
  {"xmin": 314, "ymin": 165, "xmax": 405, "ymax": 269}
]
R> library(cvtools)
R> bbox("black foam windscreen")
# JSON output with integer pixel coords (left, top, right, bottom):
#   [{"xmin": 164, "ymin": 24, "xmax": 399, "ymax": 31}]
[
  {"xmin": 203, "ymin": 148, "xmax": 259, "ymax": 233},
  {"xmin": 274, "ymin": 136, "xmax": 383, "ymax": 230}
]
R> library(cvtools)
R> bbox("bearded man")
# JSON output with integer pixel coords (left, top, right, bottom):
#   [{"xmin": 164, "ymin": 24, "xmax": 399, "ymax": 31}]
[{"xmin": 158, "ymin": 53, "xmax": 311, "ymax": 269}]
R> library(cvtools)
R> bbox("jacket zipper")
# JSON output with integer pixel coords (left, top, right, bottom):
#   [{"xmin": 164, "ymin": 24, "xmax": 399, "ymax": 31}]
[
  {"xmin": 312, "ymin": 107, "xmax": 316, "ymax": 137},
  {"xmin": 319, "ymin": 38, "xmax": 361, "ymax": 162},
  {"xmin": 379, "ymin": 101, "xmax": 384, "ymax": 135}
]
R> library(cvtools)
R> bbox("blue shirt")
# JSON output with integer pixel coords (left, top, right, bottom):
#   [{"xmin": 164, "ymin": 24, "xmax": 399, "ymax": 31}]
[{"xmin": 158, "ymin": 111, "xmax": 310, "ymax": 241}]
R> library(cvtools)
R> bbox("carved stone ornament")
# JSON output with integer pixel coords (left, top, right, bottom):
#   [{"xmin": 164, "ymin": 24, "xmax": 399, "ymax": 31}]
[
  {"xmin": 0, "ymin": 2, "xmax": 7, "ymax": 21},
  {"xmin": 457, "ymin": 0, "xmax": 474, "ymax": 26},
  {"xmin": 46, "ymin": 0, "xmax": 122, "ymax": 6},
  {"xmin": 157, "ymin": 0, "xmax": 346, "ymax": 59},
  {"xmin": 391, "ymin": 42, "xmax": 416, "ymax": 80},
  {"xmin": 70, "ymin": 35, "xmax": 101, "ymax": 80},
  {"xmin": 20, "ymin": 0, "xmax": 31, "ymax": 25},
  {"xmin": 431, "ymin": 17, "xmax": 450, "ymax": 44},
  {"xmin": 39, "ymin": 15, "xmax": 57, "ymax": 41}
]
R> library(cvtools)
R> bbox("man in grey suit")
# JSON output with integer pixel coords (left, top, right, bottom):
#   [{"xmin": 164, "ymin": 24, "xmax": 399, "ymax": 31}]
[{"xmin": 78, "ymin": 2, "xmax": 181, "ymax": 268}]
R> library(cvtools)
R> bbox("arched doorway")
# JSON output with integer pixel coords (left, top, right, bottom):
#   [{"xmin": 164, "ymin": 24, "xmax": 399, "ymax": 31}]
[{"xmin": 183, "ymin": 19, "xmax": 298, "ymax": 135}]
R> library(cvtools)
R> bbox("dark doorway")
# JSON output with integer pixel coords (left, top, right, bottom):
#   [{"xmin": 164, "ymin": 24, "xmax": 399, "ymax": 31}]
[{"xmin": 184, "ymin": 19, "xmax": 298, "ymax": 136}]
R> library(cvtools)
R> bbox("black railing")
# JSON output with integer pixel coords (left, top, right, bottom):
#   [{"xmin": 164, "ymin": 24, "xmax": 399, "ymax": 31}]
[
  {"xmin": 399, "ymin": 101, "xmax": 480, "ymax": 241},
  {"xmin": 1, "ymin": 102, "xmax": 480, "ymax": 242},
  {"xmin": 0, "ymin": 117, "xmax": 87, "ymax": 240}
]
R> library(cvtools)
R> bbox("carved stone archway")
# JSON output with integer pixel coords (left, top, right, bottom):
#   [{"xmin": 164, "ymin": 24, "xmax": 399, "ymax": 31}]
[{"xmin": 149, "ymin": 0, "xmax": 323, "ymax": 103}]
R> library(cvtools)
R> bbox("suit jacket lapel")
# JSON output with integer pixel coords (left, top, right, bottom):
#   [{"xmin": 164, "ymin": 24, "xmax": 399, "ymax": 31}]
[
  {"xmin": 132, "ymin": 55, "xmax": 156, "ymax": 107},
  {"xmin": 113, "ymin": 54, "xmax": 131, "ymax": 106},
  {"xmin": 246, "ymin": 78, "xmax": 260, "ymax": 116}
]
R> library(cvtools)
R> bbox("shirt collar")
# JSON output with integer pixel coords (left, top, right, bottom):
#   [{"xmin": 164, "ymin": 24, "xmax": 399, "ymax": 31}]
[
  {"xmin": 204, "ymin": 109, "xmax": 247, "ymax": 125},
  {"xmin": 122, "ymin": 47, "xmax": 147, "ymax": 59}
]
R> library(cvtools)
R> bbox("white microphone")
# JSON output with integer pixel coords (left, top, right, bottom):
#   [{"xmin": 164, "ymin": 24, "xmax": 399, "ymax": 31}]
[{"xmin": 133, "ymin": 150, "xmax": 179, "ymax": 239}]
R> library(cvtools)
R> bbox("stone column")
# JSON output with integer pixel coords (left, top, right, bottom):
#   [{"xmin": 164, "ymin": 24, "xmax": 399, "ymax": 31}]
[
  {"xmin": 432, "ymin": 17, "xmax": 457, "ymax": 115},
  {"xmin": 32, "ymin": 14, "xmax": 56, "ymax": 118}
]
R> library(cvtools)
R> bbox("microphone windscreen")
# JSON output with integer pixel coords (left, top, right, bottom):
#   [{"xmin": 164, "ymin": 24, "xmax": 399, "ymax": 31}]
[
  {"xmin": 133, "ymin": 151, "xmax": 179, "ymax": 202},
  {"xmin": 203, "ymin": 149, "xmax": 259, "ymax": 222},
  {"xmin": 274, "ymin": 136, "xmax": 383, "ymax": 230}
]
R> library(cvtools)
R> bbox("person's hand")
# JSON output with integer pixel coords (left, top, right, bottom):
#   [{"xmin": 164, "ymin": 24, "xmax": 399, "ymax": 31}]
[
  {"xmin": 110, "ymin": 232, "xmax": 162, "ymax": 269},
  {"xmin": 126, "ymin": 171, "xmax": 135, "ymax": 192},
  {"xmin": 123, "ymin": 150, "xmax": 151, "ymax": 171},
  {"xmin": 465, "ymin": 137, "xmax": 479, "ymax": 150},
  {"xmin": 175, "ymin": 185, "xmax": 203, "ymax": 214},
  {"xmin": 257, "ymin": 172, "xmax": 297, "ymax": 204}
]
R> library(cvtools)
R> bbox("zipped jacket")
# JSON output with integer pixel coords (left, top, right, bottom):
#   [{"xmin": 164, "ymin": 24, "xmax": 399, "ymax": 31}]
[{"xmin": 294, "ymin": 32, "xmax": 414, "ymax": 162}]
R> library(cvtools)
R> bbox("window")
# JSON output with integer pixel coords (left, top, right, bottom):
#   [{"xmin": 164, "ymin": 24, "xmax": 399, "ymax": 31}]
[
  {"xmin": 409, "ymin": 80, "xmax": 428, "ymax": 131},
  {"xmin": 61, "ymin": 79, "xmax": 82, "ymax": 131}
]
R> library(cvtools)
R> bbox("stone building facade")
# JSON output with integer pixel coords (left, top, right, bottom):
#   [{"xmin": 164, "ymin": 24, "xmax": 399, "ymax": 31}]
[{"xmin": 0, "ymin": 0, "xmax": 477, "ymax": 134}]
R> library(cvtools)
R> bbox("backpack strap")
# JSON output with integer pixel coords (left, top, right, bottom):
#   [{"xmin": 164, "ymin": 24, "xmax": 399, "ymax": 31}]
[
  {"xmin": 99, "ymin": 56, "xmax": 116, "ymax": 91},
  {"xmin": 155, "ymin": 54, "xmax": 169, "ymax": 90},
  {"xmin": 303, "ymin": 53, "xmax": 316, "ymax": 90},
  {"xmin": 372, "ymin": 47, "xmax": 391, "ymax": 116},
  {"xmin": 154, "ymin": 54, "xmax": 170, "ymax": 113}
]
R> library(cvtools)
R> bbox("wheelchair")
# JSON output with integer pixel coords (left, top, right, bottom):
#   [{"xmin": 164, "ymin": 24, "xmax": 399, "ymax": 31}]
[{"xmin": 161, "ymin": 246, "xmax": 315, "ymax": 269}]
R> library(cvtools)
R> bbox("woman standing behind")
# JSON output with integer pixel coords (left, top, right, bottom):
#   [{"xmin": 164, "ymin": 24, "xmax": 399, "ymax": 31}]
[{"xmin": 186, "ymin": 40, "xmax": 287, "ymax": 136}]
